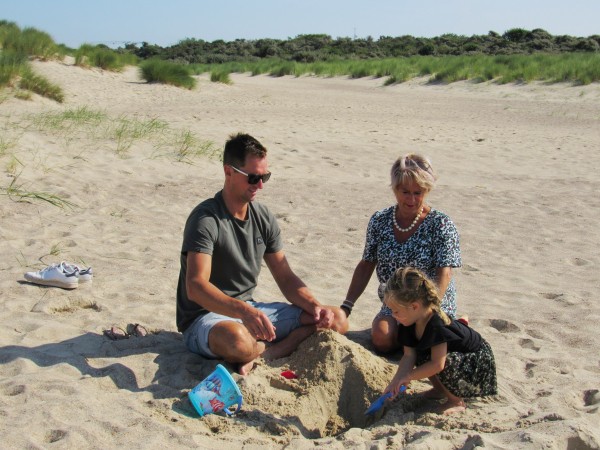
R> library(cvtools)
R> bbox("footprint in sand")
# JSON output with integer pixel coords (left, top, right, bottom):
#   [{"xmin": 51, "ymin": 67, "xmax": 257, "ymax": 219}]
[
  {"xmin": 583, "ymin": 389, "xmax": 599, "ymax": 411},
  {"xmin": 567, "ymin": 257, "xmax": 591, "ymax": 266},
  {"xmin": 31, "ymin": 297, "xmax": 101, "ymax": 314},
  {"xmin": 540, "ymin": 292, "xmax": 563, "ymax": 300},
  {"xmin": 525, "ymin": 362, "xmax": 536, "ymax": 378},
  {"xmin": 275, "ymin": 213, "xmax": 291, "ymax": 223},
  {"xmin": 539, "ymin": 292, "xmax": 579, "ymax": 306},
  {"xmin": 45, "ymin": 429, "xmax": 67, "ymax": 444},
  {"xmin": 488, "ymin": 319, "xmax": 520, "ymax": 333},
  {"xmin": 519, "ymin": 338, "xmax": 540, "ymax": 352},
  {"xmin": 1, "ymin": 384, "xmax": 26, "ymax": 396}
]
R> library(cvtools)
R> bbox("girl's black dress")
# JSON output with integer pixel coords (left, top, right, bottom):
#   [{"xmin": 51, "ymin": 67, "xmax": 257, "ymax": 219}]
[{"xmin": 400, "ymin": 313, "xmax": 497, "ymax": 397}]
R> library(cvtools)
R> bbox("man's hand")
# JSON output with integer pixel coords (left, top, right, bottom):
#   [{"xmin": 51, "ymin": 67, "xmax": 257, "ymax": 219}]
[
  {"xmin": 313, "ymin": 306, "xmax": 335, "ymax": 329},
  {"xmin": 241, "ymin": 307, "xmax": 277, "ymax": 342}
]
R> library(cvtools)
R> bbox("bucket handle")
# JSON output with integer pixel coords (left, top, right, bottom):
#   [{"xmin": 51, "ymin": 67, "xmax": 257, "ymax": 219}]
[{"xmin": 223, "ymin": 395, "xmax": 243, "ymax": 415}]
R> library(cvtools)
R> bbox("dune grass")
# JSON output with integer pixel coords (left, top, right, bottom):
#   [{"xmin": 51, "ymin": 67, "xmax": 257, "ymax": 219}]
[
  {"xmin": 210, "ymin": 70, "xmax": 232, "ymax": 84},
  {"xmin": 190, "ymin": 53, "xmax": 600, "ymax": 86},
  {"xmin": 32, "ymin": 106, "xmax": 106, "ymax": 131},
  {"xmin": 113, "ymin": 116, "xmax": 168, "ymax": 156},
  {"xmin": 29, "ymin": 106, "xmax": 218, "ymax": 160},
  {"xmin": 0, "ymin": 51, "xmax": 27, "ymax": 86},
  {"xmin": 18, "ymin": 67, "xmax": 64, "ymax": 102},
  {"xmin": 0, "ymin": 22, "xmax": 65, "ymax": 101},
  {"xmin": 1, "ymin": 24, "xmax": 58, "ymax": 60},
  {"xmin": 74, "ymin": 44, "xmax": 138, "ymax": 71},
  {"xmin": 139, "ymin": 59, "xmax": 196, "ymax": 89},
  {"xmin": 1, "ymin": 174, "xmax": 77, "ymax": 209}
]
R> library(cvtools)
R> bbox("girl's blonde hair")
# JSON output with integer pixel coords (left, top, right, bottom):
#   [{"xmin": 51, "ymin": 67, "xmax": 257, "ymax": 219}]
[
  {"xmin": 390, "ymin": 153, "xmax": 437, "ymax": 192},
  {"xmin": 384, "ymin": 267, "xmax": 451, "ymax": 325}
]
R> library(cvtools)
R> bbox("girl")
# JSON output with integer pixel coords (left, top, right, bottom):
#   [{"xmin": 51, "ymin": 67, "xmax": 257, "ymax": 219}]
[{"xmin": 383, "ymin": 267, "xmax": 497, "ymax": 414}]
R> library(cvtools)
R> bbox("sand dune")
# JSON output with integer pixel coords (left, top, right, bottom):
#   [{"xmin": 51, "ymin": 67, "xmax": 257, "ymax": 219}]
[{"xmin": 1, "ymin": 59, "xmax": 599, "ymax": 448}]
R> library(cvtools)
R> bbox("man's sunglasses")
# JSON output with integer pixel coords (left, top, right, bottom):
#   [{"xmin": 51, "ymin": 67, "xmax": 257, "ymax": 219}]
[{"xmin": 229, "ymin": 165, "xmax": 271, "ymax": 185}]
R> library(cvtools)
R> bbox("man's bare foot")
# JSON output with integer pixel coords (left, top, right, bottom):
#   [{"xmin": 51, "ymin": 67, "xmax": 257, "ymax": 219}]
[
  {"xmin": 422, "ymin": 388, "xmax": 446, "ymax": 400},
  {"xmin": 439, "ymin": 399, "xmax": 466, "ymax": 415},
  {"xmin": 238, "ymin": 359, "xmax": 257, "ymax": 376}
]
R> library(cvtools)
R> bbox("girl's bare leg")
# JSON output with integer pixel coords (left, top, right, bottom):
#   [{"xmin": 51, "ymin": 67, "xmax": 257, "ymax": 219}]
[{"xmin": 428, "ymin": 375, "xmax": 466, "ymax": 414}]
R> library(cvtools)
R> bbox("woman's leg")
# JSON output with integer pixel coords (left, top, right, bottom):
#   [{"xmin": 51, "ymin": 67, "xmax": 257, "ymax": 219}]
[{"xmin": 371, "ymin": 315, "xmax": 400, "ymax": 354}]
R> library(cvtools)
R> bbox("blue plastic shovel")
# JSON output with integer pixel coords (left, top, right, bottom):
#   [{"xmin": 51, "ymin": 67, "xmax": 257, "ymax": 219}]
[{"xmin": 364, "ymin": 385, "xmax": 406, "ymax": 415}]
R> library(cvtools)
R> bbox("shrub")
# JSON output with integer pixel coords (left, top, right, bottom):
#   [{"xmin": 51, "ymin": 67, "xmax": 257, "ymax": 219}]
[{"xmin": 139, "ymin": 59, "xmax": 196, "ymax": 89}]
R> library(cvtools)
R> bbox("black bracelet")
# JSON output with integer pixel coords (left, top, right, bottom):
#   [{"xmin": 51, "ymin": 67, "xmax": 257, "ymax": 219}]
[{"xmin": 341, "ymin": 300, "xmax": 354, "ymax": 316}]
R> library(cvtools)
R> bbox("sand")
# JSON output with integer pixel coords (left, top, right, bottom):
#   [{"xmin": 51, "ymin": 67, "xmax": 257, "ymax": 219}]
[{"xmin": 1, "ymin": 59, "xmax": 599, "ymax": 449}]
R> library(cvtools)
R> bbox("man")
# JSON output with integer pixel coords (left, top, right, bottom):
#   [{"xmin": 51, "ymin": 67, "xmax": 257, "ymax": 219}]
[{"xmin": 177, "ymin": 133, "xmax": 348, "ymax": 374}]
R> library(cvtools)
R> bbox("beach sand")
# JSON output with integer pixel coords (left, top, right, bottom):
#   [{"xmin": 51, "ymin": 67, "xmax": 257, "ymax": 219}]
[{"xmin": 1, "ymin": 59, "xmax": 599, "ymax": 449}]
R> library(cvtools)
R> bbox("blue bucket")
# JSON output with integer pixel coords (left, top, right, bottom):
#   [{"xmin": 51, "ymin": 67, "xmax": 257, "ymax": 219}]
[{"xmin": 188, "ymin": 364, "xmax": 243, "ymax": 416}]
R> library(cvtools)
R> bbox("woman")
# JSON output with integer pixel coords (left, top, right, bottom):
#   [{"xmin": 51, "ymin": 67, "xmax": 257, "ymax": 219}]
[{"xmin": 340, "ymin": 153, "xmax": 461, "ymax": 353}]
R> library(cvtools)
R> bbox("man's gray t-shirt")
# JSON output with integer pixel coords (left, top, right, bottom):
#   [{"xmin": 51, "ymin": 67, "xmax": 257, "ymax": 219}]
[{"xmin": 176, "ymin": 190, "xmax": 283, "ymax": 332}]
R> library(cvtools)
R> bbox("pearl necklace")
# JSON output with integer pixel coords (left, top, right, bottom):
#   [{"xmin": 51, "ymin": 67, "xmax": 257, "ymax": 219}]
[{"xmin": 393, "ymin": 204, "xmax": 424, "ymax": 233}]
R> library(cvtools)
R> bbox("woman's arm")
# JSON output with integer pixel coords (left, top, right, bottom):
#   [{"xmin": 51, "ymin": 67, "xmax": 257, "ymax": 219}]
[
  {"xmin": 340, "ymin": 259, "xmax": 377, "ymax": 316},
  {"xmin": 435, "ymin": 267, "xmax": 453, "ymax": 297}
]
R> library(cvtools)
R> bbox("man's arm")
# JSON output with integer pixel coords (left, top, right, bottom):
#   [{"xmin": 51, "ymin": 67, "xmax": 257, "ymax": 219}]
[
  {"xmin": 263, "ymin": 250, "xmax": 320, "ymax": 312},
  {"xmin": 186, "ymin": 251, "xmax": 276, "ymax": 341}
]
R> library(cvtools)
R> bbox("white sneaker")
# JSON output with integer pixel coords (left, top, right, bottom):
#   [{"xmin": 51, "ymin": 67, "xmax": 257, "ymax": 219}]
[
  {"xmin": 62, "ymin": 262, "xmax": 93, "ymax": 283},
  {"xmin": 24, "ymin": 262, "xmax": 79, "ymax": 289}
]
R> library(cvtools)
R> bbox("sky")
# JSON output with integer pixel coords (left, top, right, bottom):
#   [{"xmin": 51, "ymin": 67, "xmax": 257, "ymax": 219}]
[{"xmin": 2, "ymin": 0, "xmax": 599, "ymax": 49}]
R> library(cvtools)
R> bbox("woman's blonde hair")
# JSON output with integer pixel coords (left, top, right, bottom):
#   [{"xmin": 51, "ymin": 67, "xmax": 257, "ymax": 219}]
[
  {"xmin": 384, "ymin": 267, "xmax": 451, "ymax": 325},
  {"xmin": 390, "ymin": 153, "xmax": 437, "ymax": 192}
]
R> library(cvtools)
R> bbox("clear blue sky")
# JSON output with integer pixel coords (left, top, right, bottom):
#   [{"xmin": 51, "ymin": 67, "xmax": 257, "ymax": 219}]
[{"xmin": 3, "ymin": 0, "xmax": 598, "ymax": 48}]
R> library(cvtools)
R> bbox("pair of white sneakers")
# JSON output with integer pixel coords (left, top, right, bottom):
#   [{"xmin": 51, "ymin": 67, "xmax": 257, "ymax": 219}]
[{"xmin": 24, "ymin": 261, "xmax": 93, "ymax": 289}]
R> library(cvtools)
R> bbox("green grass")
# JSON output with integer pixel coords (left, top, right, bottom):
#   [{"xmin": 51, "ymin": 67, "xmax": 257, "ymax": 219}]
[
  {"xmin": 29, "ymin": 107, "xmax": 218, "ymax": 161},
  {"xmin": 18, "ymin": 67, "xmax": 64, "ymax": 102},
  {"xmin": 74, "ymin": 44, "xmax": 138, "ymax": 71},
  {"xmin": 139, "ymin": 59, "xmax": 197, "ymax": 89},
  {"xmin": 113, "ymin": 116, "xmax": 168, "ymax": 156},
  {"xmin": 32, "ymin": 106, "xmax": 106, "ymax": 130},
  {"xmin": 1, "ymin": 24, "xmax": 58, "ymax": 59},
  {"xmin": 0, "ymin": 23, "xmax": 65, "ymax": 101},
  {"xmin": 1, "ymin": 174, "xmax": 77, "ymax": 209},
  {"xmin": 172, "ymin": 130, "xmax": 218, "ymax": 163},
  {"xmin": 210, "ymin": 70, "xmax": 232, "ymax": 84},
  {"xmin": 0, "ymin": 51, "xmax": 27, "ymax": 87},
  {"xmin": 188, "ymin": 53, "xmax": 600, "ymax": 86}
]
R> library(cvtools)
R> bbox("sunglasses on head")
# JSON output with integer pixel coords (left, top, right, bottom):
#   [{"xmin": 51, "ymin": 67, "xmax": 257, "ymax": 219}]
[{"xmin": 229, "ymin": 165, "xmax": 271, "ymax": 185}]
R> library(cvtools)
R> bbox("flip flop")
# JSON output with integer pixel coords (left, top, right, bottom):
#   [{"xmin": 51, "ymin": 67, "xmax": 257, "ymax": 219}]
[
  {"xmin": 103, "ymin": 326, "xmax": 128, "ymax": 340},
  {"xmin": 126, "ymin": 323, "xmax": 148, "ymax": 337}
]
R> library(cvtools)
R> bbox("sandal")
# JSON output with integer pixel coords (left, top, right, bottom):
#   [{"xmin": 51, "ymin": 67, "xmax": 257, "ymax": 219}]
[
  {"xmin": 126, "ymin": 323, "xmax": 148, "ymax": 337},
  {"xmin": 103, "ymin": 326, "xmax": 129, "ymax": 340}
]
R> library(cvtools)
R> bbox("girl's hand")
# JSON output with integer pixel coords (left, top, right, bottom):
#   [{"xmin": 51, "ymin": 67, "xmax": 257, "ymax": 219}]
[{"xmin": 384, "ymin": 378, "xmax": 409, "ymax": 398}]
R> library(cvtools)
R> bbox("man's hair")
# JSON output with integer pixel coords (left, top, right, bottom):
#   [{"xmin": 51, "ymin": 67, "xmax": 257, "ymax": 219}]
[{"xmin": 223, "ymin": 133, "xmax": 267, "ymax": 167}]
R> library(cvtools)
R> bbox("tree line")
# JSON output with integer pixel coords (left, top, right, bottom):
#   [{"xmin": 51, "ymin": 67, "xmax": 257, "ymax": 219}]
[{"xmin": 122, "ymin": 29, "xmax": 600, "ymax": 64}]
